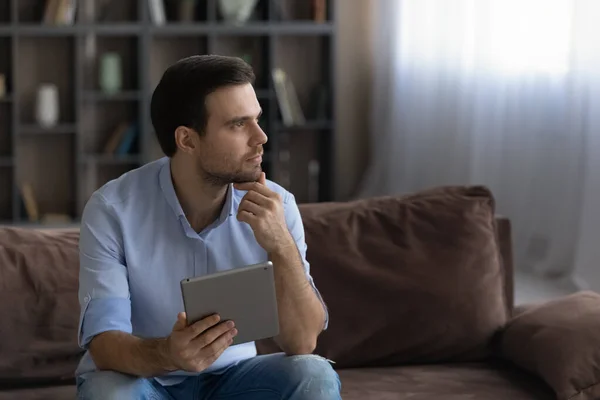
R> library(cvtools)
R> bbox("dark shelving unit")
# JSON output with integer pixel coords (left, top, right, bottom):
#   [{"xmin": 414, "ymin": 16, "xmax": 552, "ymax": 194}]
[{"xmin": 0, "ymin": 0, "xmax": 336, "ymax": 225}]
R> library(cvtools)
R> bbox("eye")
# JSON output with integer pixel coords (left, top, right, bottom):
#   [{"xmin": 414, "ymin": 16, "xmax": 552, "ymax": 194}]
[{"xmin": 233, "ymin": 120, "xmax": 245, "ymax": 128}]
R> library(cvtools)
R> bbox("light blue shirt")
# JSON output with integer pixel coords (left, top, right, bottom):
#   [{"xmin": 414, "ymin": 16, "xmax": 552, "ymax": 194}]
[{"xmin": 76, "ymin": 157, "xmax": 328, "ymax": 386}]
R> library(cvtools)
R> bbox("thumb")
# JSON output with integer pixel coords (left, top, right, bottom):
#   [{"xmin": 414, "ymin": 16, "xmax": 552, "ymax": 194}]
[
  {"xmin": 259, "ymin": 172, "xmax": 266, "ymax": 185},
  {"xmin": 173, "ymin": 312, "xmax": 188, "ymax": 331}
]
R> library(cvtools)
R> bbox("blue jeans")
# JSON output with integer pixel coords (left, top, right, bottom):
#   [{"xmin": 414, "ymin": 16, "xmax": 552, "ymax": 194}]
[{"xmin": 76, "ymin": 353, "xmax": 342, "ymax": 399}]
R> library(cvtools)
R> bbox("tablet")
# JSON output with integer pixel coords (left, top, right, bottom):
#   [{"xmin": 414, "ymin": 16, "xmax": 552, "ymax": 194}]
[{"xmin": 180, "ymin": 261, "xmax": 279, "ymax": 346}]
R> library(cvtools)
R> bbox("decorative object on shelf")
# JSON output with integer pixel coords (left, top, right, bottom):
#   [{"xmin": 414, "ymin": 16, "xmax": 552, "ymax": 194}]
[
  {"xmin": 241, "ymin": 53, "xmax": 253, "ymax": 66},
  {"xmin": 312, "ymin": 0, "xmax": 327, "ymax": 22},
  {"xmin": 35, "ymin": 83, "xmax": 59, "ymax": 128},
  {"xmin": 148, "ymin": 0, "xmax": 167, "ymax": 25},
  {"xmin": 0, "ymin": 74, "xmax": 5, "ymax": 98},
  {"xmin": 41, "ymin": 213, "xmax": 73, "ymax": 224},
  {"xmin": 272, "ymin": 68, "xmax": 305, "ymax": 127},
  {"xmin": 218, "ymin": 0, "xmax": 259, "ymax": 25},
  {"xmin": 99, "ymin": 52, "xmax": 123, "ymax": 95}
]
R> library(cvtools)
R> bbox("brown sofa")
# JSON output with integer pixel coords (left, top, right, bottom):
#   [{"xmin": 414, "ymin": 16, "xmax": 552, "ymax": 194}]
[{"xmin": 0, "ymin": 185, "xmax": 599, "ymax": 400}]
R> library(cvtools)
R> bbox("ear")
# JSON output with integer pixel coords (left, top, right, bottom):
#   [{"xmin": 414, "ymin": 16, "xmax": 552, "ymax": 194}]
[{"xmin": 174, "ymin": 126, "xmax": 198, "ymax": 154}]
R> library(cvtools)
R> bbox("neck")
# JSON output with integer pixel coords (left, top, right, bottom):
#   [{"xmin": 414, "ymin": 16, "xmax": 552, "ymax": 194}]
[{"xmin": 170, "ymin": 156, "xmax": 228, "ymax": 233}]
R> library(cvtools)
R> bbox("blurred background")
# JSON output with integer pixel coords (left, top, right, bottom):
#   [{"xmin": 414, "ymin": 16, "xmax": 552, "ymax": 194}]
[{"xmin": 0, "ymin": 0, "xmax": 598, "ymax": 305}]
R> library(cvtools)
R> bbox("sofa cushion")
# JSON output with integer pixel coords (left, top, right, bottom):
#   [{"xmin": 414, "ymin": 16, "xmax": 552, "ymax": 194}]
[
  {"xmin": 500, "ymin": 291, "xmax": 600, "ymax": 400},
  {"xmin": 0, "ymin": 384, "xmax": 75, "ymax": 400},
  {"xmin": 0, "ymin": 227, "xmax": 83, "ymax": 385},
  {"xmin": 291, "ymin": 186, "xmax": 509, "ymax": 368},
  {"xmin": 338, "ymin": 362, "xmax": 553, "ymax": 400}
]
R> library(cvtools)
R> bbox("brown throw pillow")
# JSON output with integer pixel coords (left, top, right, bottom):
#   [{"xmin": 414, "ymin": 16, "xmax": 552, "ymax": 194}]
[
  {"xmin": 500, "ymin": 291, "xmax": 600, "ymax": 400},
  {"xmin": 259, "ymin": 186, "xmax": 509, "ymax": 367},
  {"xmin": 0, "ymin": 227, "xmax": 82, "ymax": 386}
]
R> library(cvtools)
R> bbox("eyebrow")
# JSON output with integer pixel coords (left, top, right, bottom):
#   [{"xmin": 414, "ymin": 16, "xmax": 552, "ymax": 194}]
[{"xmin": 224, "ymin": 109, "xmax": 263, "ymax": 126}]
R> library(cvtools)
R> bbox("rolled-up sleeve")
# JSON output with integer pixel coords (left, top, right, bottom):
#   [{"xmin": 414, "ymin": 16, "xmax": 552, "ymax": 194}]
[
  {"xmin": 283, "ymin": 192, "xmax": 329, "ymax": 331},
  {"xmin": 78, "ymin": 192, "xmax": 132, "ymax": 349}
]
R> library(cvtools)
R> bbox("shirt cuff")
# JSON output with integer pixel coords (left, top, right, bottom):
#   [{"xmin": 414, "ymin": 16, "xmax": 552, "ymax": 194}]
[
  {"xmin": 307, "ymin": 277, "xmax": 329, "ymax": 330},
  {"xmin": 79, "ymin": 297, "xmax": 132, "ymax": 349}
]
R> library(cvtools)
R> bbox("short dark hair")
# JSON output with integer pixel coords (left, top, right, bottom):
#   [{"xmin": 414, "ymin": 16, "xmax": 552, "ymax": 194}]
[{"xmin": 150, "ymin": 54, "xmax": 256, "ymax": 157}]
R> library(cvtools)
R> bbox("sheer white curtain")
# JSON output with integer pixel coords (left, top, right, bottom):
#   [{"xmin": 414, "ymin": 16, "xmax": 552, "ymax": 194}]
[{"xmin": 359, "ymin": 0, "xmax": 600, "ymax": 282}]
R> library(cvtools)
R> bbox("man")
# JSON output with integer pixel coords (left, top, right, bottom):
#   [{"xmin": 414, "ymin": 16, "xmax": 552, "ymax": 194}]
[{"xmin": 75, "ymin": 54, "xmax": 341, "ymax": 399}]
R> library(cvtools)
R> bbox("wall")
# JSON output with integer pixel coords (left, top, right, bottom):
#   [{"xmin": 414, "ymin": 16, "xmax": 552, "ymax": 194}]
[{"xmin": 334, "ymin": 0, "xmax": 373, "ymax": 201}]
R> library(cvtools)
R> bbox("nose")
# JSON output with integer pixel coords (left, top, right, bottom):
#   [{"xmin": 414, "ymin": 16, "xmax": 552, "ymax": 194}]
[{"xmin": 251, "ymin": 122, "xmax": 268, "ymax": 146}]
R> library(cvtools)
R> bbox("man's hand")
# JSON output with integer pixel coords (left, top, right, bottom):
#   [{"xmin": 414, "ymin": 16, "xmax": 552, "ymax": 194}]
[
  {"xmin": 234, "ymin": 172, "xmax": 295, "ymax": 254},
  {"xmin": 161, "ymin": 312, "xmax": 237, "ymax": 373}
]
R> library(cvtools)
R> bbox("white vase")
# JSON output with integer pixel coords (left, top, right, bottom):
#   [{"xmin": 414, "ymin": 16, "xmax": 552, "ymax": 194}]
[
  {"xmin": 99, "ymin": 52, "xmax": 122, "ymax": 95},
  {"xmin": 218, "ymin": 0, "xmax": 259, "ymax": 24},
  {"xmin": 36, "ymin": 84, "xmax": 59, "ymax": 128}
]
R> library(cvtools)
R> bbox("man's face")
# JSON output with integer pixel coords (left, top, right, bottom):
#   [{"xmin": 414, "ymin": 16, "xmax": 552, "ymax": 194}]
[{"xmin": 193, "ymin": 83, "xmax": 267, "ymax": 185}]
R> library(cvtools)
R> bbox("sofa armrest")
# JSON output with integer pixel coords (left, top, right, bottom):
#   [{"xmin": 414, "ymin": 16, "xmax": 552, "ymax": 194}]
[{"xmin": 498, "ymin": 291, "xmax": 600, "ymax": 400}]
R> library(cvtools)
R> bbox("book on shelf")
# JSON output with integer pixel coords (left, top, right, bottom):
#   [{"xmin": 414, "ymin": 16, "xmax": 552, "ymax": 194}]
[
  {"xmin": 18, "ymin": 184, "xmax": 73, "ymax": 224},
  {"xmin": 0, "ymin": 74, "xmax": 5, "ymax": 98},
  {"xmin": 19, "ymin": 182, "xmax": 39, "ymax": 222},
  {"xmin": 40, "ymin": 213, "xmax": 73, "ymax": 224},
  {"xmin": 103, "ymin": 121, "xmax": 139, "ymax": 155},
  {"xmin": 44, "ymin": 0, "xmax": 77, "ymax": 25},
  {"xmin": 272, "ymin": 68, "xmax": 305, "ymax": 127},
  {"xmin": 312, "ymin": 0, "xmax": 327, "ymax": 22}
]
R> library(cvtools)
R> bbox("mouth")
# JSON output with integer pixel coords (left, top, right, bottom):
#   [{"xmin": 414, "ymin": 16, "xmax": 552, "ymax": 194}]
[{"xmin": 247, "ymin": 153, "xmax": 263, "ymax": 162}]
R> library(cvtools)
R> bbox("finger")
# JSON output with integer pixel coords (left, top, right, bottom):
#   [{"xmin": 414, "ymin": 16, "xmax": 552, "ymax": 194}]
[
  {"xmin": 199, "ymin": 326, "xmax": 238, "ymax": 361},
  {"xmin": 237, "ymin": 210, "xmax": 258, "ymax": 225},
  {"xmin": 193, "ymin": 320, "xmax": 237, "ymax": 349},
  {"xmin": 239, "ymin": 198, "xmax": 263, "ymax": 216},
  {"xmin": 183, "ymin": 314, "xmax": 221, "ymax": 341},
  {"xmin": 173, "ymin": 312, "xmax": 188, "ymax": 332},
  {"xmin": 233, "ymin": 182, "xmax": 273, "ymax": 197},
  {"xmin": 259, "ymin": 172, "xmax": 266, "ymax": 185},
  {"xmin": 242, "ymin": 189, "xmax": 270, "ymax": 207}
]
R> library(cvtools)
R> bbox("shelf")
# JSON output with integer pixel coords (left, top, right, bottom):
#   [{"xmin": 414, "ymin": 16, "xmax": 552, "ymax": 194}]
[
  {"xmin": 7, "ymin": 22, "xmax": 333, "ymax": 37},
  {"xmin": 16, "ymin": 25, "xmax": 77, "ymax": 36},
  {"xmin": 20, "ymin": 124, "xmax": 77, "ymax": 135},
  {"xmin": 82, "ymin": 91, "xmax": 140, "ymax": 102},
  {"xmin": 276, "ymin": 120, "xmax": 333, "ymax": 131},
  {"xmin": 12, "ymin": 24, "xmax": 141, "ymax": 36},
  {"xmin": 149, "ymin": 22, "xmax": 334, "ymax": 36},
  {"xmin": 77, "ymin": 24, "xmax": 141, "ymax": 35},
  {"xmin": 0, "ymin": 0, "xmax": 337, "ymax": 223}
]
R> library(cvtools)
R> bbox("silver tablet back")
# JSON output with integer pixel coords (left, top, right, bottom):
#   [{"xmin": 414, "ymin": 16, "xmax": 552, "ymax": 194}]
[{"xmin": 180, "ymin": 261, "xmax": 279, "ymax": 346}]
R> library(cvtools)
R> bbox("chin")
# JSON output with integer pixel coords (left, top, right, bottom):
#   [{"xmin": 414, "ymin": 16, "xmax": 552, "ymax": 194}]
[{"xmin": 231, "ymin": 169, "xmax": 262, "ymax": 184}]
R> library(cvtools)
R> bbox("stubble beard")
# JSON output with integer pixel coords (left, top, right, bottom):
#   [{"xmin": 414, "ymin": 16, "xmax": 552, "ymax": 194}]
[{"xmin": 200, "ymin": 164, "xmax": 262, "ymax": 186}]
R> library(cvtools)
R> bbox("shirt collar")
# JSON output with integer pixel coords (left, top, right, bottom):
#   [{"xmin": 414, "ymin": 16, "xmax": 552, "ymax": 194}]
[{"xmin": 159, "ymin": 157, "xmax": 235, "ymax": 225}]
